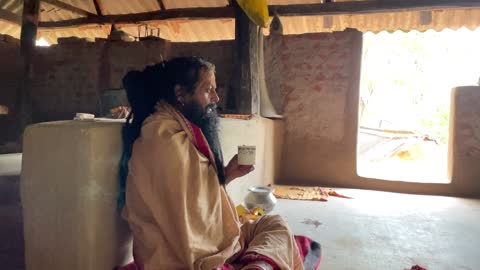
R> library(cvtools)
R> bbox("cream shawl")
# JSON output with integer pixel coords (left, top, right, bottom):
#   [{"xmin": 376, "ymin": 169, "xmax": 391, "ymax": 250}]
[{"xmin": 122, "ymin": 102, "xmax": 242, "ymax": 270}]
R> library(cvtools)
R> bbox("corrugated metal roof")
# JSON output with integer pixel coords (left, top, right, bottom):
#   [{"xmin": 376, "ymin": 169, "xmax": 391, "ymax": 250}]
[
  {"xmin": 39, "ymin": 1, "xmax": 84, "ymax": 22},
  {"xmin": 0, "ymin": 0, "xmax": 21, "ymax": 39},
  {"xmin": 0, "ymin": 0, "xmax": 22, "ymax": 14},
  {"xmin": 1, "ymin": 0, "xmax": 480, "ymax": 44},
  {"xmin": 101, "ymin": 0, "xmax": 160, "ymax": 15},
  {"xmin": 0, "ymin": 21, "xmax": 20, "ymax": 38},
  {"xmin": 276, "ymin": 8, "xmax": 480, "ymax": 34},
  {"xmin": 267, "ymin": 0, "xmax": 323, "ymax": 5},
  {"xmin": 63, "ymin": 0, "xmax": 97, "ymax": 14},
  {"xmin": 120, "ymin": 18, "xmax": 235, "ymax": 42},
  {"xmin": 267, "ymin": 0, "xmax": 365, "ymax": 4},
  {"xmin": 163, "ymin": 0, "xmax": 228, "ymax": 9}
]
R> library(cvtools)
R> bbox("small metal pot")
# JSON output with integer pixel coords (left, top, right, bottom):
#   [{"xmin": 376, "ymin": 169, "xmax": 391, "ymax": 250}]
[{"xmin": 244, "ymin": 186, "xmax": 277, "ymax": 214}]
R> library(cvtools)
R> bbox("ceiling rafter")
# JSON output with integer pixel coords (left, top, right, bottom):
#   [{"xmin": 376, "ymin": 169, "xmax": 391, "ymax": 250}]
[
  {"xmin": 41, "ymin": 0, "xmax": 97, "ymax": 17},
  {"xmin": 157, "ymin": 0, "xmax": 166, "ymax": 10},
  {"xmin": 92, "ymin": 0, "xmax": 105, "ymax": 16}
]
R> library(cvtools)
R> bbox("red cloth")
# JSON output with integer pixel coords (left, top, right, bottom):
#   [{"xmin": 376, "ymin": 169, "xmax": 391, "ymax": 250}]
[
  {"xmin": 219, "ymin": 264, "xmax": 235, "ymax": 270},
  {"xmin": 239, "ymin": 253, "xmax": 281, "ymax": 270},
  {"xmin": 188, "ymin": 121, "xmax": 213, "ymax": 163},
  {"xmin": 115, "ymin": 262, "xmax": 139, "ymax": 270},
  {"xmin": 220, "ymin": 235, "xmax": 321, "ymax": 270},
  {"xmin": 294, "ymin": 235, "xmax": 322, "ymax": 270},
  {"xmin": 405, "ymin": 265, "xmax": 428, "ymax": 270},
  {"xmin": 116, "ymin": 236, "xmax": 321, "ymax": 270},
  {"xmin": 295, "ymin": 235, "xmax": 311, "ymax": 260}
]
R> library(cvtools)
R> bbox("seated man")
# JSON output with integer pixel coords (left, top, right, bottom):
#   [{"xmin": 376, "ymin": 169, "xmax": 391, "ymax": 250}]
[{"xmin": 119, "ymin": 57, "xmax": 310, "ymax": 270}]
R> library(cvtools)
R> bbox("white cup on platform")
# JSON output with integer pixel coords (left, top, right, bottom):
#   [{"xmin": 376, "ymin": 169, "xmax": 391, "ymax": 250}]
[{"xmin": 238, "ymin": 145, "xmax": 256, "ymax": 165}]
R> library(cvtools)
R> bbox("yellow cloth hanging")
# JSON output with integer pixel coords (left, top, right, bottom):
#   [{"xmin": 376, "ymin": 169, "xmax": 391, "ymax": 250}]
[{"xmin": 236, "ymin": 0, "xmax": 270, "ymax": 28}]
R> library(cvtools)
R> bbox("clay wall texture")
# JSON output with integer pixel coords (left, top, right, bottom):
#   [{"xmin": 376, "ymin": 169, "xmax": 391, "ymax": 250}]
[
  {"xmin": 2, "ymin": 31, "xmax": 480, "ymax": 196},
  {"xmin": 0, "ymin": 37, "xmax": 233, "ymax": 126}
]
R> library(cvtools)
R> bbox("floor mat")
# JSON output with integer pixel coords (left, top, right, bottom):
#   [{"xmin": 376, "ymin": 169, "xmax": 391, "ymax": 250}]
[{"xmin": 269, "ymin": 185, "xmax": 352, "ymax": 201}]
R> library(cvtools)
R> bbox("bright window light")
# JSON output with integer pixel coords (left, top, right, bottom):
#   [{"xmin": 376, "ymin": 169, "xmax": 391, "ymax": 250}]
[{"xmin": 36, "ymin": 37, "xmax": 50, "ymax": 47}]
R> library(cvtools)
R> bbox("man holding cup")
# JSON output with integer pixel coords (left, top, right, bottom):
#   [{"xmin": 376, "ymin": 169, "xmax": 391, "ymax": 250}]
[{"xmin": 120, "ymin": 57, "xmax": 304, "ymax": 270}]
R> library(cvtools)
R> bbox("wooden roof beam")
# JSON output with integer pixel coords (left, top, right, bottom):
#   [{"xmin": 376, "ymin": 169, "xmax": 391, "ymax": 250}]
[
  {"xmin": 92, "ymin": 0, "xmax": 105, "ymax": 16},
  {"xmin": 15, "ymin": 0, "xmax": 40, "ymax": 137},
  {"xmin": 157, "ymin": 0, "xmax": 166, "ymax": 10},
  {"xmin": 0, "ymin": 9, "xmax": 21, "ymax": 25},
  {"xmin": 41, "ymin": 0, "xmax": 97, "ymax": 17},
  {"xmin": 38, "ymin": 7, "xmax": 235, "ymax": 29}
]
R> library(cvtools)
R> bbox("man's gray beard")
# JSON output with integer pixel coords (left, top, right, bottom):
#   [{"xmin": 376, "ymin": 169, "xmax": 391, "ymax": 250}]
[{"xmin": 184, "ymin": 101, "xmax": 225, "ymax": 184}]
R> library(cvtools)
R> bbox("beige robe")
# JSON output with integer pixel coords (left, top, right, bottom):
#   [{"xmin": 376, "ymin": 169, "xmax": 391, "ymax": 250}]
[{"xmin": 122, "ymin": 102, "xmax": 303, "ymax": 270}]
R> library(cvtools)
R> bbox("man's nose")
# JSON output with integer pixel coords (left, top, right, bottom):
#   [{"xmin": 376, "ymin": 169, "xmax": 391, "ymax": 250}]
[{"xmin": 211, "ymin": 90, "xmax": 220, "ymax": 104}]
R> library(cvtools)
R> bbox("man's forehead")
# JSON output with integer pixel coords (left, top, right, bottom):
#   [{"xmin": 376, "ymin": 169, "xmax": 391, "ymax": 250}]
[{"xmin": 199, "ymin": 70, "xmax": 216, "ymax": 87}]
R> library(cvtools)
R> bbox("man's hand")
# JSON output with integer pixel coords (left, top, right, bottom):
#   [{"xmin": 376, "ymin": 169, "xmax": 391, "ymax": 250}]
[{"xmin": 224, "ymin": 154, "xmax": 255, "ymax": 185}]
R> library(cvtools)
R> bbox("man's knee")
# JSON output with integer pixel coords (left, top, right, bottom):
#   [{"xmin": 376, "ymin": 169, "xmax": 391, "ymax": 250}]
[
  {"xmin": 260, "ymin": 215, "xmax": 290, "ymax": 230},
  {"xmin": 263, "ymin": 214, "xmax": 285, "ymax": 223}
]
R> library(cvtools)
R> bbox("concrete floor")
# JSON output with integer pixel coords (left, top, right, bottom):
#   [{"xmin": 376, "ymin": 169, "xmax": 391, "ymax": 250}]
[
  {"xmin": 2, "ymin": 153, "xmax": 480, "ymax": 269},
  {"xmin": 273, "ymin": 189, "xmax": 480, "ymax": 270}
]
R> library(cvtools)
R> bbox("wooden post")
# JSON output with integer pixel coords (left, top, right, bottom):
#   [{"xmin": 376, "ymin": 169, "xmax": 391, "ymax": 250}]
[
  {"xmin": 228, "ymin": 3, "xmax": 260, "ymax": 115},
  {"xmin": 15, "ymin": 0, "xmax": 40, "ymax": 139}
]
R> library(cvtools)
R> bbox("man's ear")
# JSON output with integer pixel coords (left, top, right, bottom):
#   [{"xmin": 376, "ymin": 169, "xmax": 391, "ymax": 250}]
[{"xmin": 175, "ymin": 84, "xmax": 186, "ymax": 103}]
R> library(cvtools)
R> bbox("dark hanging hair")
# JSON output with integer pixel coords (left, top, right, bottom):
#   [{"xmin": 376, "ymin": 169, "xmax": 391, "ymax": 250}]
[{"xmin": 118, "ymin": 56, "xmax": 216, "ymax": 209}]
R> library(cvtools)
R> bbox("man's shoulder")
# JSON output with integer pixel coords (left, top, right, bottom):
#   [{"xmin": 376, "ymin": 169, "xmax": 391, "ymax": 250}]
[{"xmin": 141, "ymin": 112, "xmax": 185, "ymax": 140}]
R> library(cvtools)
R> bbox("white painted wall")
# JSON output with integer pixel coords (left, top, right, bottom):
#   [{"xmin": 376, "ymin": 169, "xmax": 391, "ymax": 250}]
[{"xmin": 220, "ymin": 116, "xmax": 284, "ymax": 204}]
